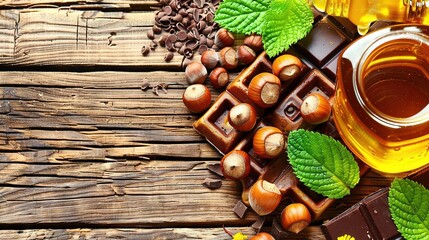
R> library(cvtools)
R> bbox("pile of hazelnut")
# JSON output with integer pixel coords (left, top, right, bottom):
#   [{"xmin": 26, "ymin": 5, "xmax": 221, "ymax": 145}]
[{"xmin": 181, "ymin": 28, "xmax": 333, "ymax": 239}]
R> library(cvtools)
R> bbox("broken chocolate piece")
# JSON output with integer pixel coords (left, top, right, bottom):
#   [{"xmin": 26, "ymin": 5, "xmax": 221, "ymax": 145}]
[
  {"xmin": 251, "ymin": 217, "xmax": 265, "ymax": 233},
  {"xmin": 409, "ymin": 166, "xmax": 429, "ymax": 188},
  {"xmin": 233, "ymin": 200, "xmax": 248, "ymax": 219},
  {"xmin": 321, "ymin": 188, "xmax": 403, "ymax": 240},
  {"xmin": 271, "ymin": 217, "xmax": 289, "ymax": 240},
  {"xmin": 202, "ymin": 177, "xmax": 222, "ymax": 189},
  {"xmin": 207, "ymin": 163, "xmax": 223, "ymax": 177}
]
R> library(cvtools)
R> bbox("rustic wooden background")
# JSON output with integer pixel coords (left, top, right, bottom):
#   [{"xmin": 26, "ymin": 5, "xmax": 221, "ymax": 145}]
[{"xmin": 0, "ymin": 1, "xmax": 394, "ymax": 239}]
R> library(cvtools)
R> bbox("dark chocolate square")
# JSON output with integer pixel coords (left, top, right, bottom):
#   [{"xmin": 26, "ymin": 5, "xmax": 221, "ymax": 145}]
[
  {"xmin": 322, "ymin": 203, "xmax": 376, "ymax": 240},
  {"xmin": 295, "ymin": 19, "xmax": 349, "ymax": 68},
  {"xmin": 362, "ymin": 188, "xmax": 401, "ymax": 240}
]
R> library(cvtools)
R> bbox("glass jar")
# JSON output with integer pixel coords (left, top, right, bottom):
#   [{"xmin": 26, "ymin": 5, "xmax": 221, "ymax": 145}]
[
  {"xmin": 333, "ymin": 24, "xmax": 429, "ymax": 174},
  {"xmin": 307, "ymin": 0, "xmax": 429, "ymax": 34}
]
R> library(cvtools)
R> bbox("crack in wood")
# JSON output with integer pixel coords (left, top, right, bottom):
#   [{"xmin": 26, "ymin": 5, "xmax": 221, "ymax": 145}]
[{"xmin": 12, "ymin": 12, "xmax": 20, "ymax": 57}]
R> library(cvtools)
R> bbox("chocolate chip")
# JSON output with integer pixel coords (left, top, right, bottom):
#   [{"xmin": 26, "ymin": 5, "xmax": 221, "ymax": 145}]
[
  {"xmin": 177, "ymin": 30, "xmax": 188, "ymax": 41},
  {"xmin": 152, "ymin": 25, "xmax": 162, "ymax": 34},
  {"xmin": 164, "ymin": 52, "xmax": 174, "ymax": 62},
  {"xmin": 150, "ymin": 41, "xmax": 158, "ymax": 50},
  {"xmin": 184, "ymin": 48, "xmax": 194, "ymax": 59},
  {"xmin": 202, "ymin": 177, "xmax": 222, "ymax": 189},
  {"xmin": 167, "ymin": 34, "xmax": 177, "ymax": 43},
  {"xmin": 146, "ymin": 0, "xmax": 222, "ymax": 62},
  {"xmin": 163, "ymin": 5, "xmax": 173, "ymax": 15},
  {"xmin": 233, "ymin": 200, "xmax": 248, "ymax": 219},
  {"xmin": 198, "ymin": 45, "xmax": 208, "ymax": 54},
  {"xmin": 147, "ymin": 29, "xmax": 155, "ymax": 40},
  {"xmin": 141, "ymin": 44, "xmax": 150, "ymax": 56},
  {"xmin": 172, "ymin": 14, "xmax": 183, "ymax": 22}
]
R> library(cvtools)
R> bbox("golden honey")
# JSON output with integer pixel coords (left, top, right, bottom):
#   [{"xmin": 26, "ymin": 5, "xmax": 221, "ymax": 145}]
[
  {"xmin": 308, "ymin": 0, "xmax": 429, "ymax": 34},
  {"xmin": 334, "ymin": 24, "xmax": 429, "ymax": 174}
]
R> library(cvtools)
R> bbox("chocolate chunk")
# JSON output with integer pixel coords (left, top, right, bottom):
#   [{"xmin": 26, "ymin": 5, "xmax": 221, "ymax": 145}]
[
  {"xmin": 233, "ymin": 200, "xmax": 248, "ymax": 219},
  {"xmin": 408, "ymin": 166, "xmax": 429, "ymax": 188},
  {"xmin": 202, "ymin": 177, "xmax": 222, "ymax": 189},
  {"xmin": 207, "ymin": 163, "xmax": 223, "ymax": 177},
  {"xmin": 295, "ymin": 19, "xmax": 349, "ymax": 67},
  {"xmin": 328, "ymin": 16, "xmax": 358, "ymax": 40},
  {"xmin": 251, "ymin": 217, "xmax": 265, "ymax": 233},
  {"xmin": 271, "ymin": 217, "xmax": 289, "ymax": 240},
  {"xmin": 321, "ymin": 188, "xmax": 403, "ymax": 240}
]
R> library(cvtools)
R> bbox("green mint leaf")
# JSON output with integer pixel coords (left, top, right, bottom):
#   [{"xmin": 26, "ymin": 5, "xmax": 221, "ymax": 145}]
[
  {"xmin": 262, "ymin": 0, "xmax": 313, "ymax": 57},
  {"xmin": 214, "ymin": 0, "xmax": 271, "ymax": 34},
  {"xmin": 287, "ymin": 129, "xmax": 360, "ymax": 199},
  {"xmin": 388, "ymin": 178, "xmax": 429, "ymax": 240}
]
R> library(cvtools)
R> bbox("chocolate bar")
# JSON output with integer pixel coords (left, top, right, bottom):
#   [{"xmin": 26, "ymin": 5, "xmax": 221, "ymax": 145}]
[{"xmin": 321, "ymin": 188, "xmax": 404, "ymax": 240}]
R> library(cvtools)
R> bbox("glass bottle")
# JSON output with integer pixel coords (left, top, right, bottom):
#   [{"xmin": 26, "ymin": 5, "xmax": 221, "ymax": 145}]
[
  {"xmin": 333, "ymin": 24, "xmax": 429, "ymax": 174},
  {"xmin": 307, "ymin": 0, "xmax": 429, "ymax": 34}
]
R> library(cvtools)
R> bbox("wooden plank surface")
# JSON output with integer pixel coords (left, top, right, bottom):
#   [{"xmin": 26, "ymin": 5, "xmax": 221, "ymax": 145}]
[
  {"xmin": 0, "ymin": 2, "xmax": 396, "ymax": 239},
  {"xmin": 0, "ymin": 8, "xmax": 189, "ymax": 69}
]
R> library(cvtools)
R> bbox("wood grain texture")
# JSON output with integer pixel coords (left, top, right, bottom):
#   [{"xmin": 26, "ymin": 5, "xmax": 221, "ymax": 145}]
[
  {"xmin": 0, "ymin": 70, "xmax": 394, "ymax": 240},
  {"xmin": 0, "ymin": 2, "xmax": 398, "ymax": 239},
  {"xmin": 0, "ymin": 8, "xmax": 189, "ymax": 69},
  {"xmin": 0, "ymin": 227, "xmax": 325, "ymax": 240}
]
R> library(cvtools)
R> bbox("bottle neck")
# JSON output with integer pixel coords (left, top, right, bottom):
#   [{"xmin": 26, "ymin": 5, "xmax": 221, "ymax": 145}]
[{"xmin": 405, "ymin": 0, "xmax": 428, "ymax": 22}]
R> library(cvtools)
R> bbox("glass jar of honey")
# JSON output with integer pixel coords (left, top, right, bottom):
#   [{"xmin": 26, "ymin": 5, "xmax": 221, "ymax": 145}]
[
  {"xmin": 333, "ymin": 24, "xmax": 429, "ymax": 174},
  {"xmin": 308, "ymin": 0, "xmax": 429, "ymax": 34}
]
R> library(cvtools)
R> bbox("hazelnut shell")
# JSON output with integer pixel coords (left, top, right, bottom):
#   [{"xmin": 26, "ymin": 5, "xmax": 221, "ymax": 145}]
[
  {"xmin": 182, "ymin": 84, "xmax": 211, "ymax": 113},
  {"xmin": 300, "ymin": 93, "xmax": 331, "ymax": 124},
  {"xmin": 248, "ymin": 179, "xmax": 282, "ymax": 216},
  {"xmin": 248, "ymin": 73, "xmax": 281, "ymax": 108}
]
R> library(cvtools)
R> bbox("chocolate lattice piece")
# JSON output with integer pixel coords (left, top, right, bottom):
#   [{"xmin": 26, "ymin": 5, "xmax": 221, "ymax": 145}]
[{"xmin": 194, "ymin": 9, "xmax": 372, "ymax": 226}]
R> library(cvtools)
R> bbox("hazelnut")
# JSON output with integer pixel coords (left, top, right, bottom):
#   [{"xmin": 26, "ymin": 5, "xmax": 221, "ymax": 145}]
[
  {"xmin": 185, "ymin": 61, "xmax": 208, "ymax": 84},
  {"xmin": 209, "ymin": 67, "xmax": 229, "ymax": 89},
  {"xmin": 214, "ymin": 28, "xmax": 235, "ymax": 48},
  {"xmin": 249, "ymin": 179, "xmax": 282, "ymax": 216},
  {"xmin": 248, "ymin": 72, "xmax": 281, "ymax": 108},
  {"xmin": 237, "ymin": 45, "xmax": 256, "ymax": 65},
  {"xmin": 228, "ymin": 103, "xmax": 257, "ymax": 132},
  {"xmin": 220, "ymin": 150, "xmax": 251, "ymax": 180},
  {"xmin": 300, "ymin": 93, "xmax": 331, "ymax": 124},
  {"xmin": 280, "ymin": 203, "xmax": 311, "ymax": 234},
  {"xmin": 244, "ymin": 34, "xmax": 263, "ymax": 52},
  {"xmin": 249, "ymin": 232, "xmax": 275, "ymax": 240},
  {"xmin": 219, "ymin": 47, "xmax": 238, "ymax": 70},
  {"xmin": 201, "ymin": 50, "xmax": 219, "ymax": 69},
  {"xmin": 182, "ymin": 84, "xmax": 211, "ymax": 113},
  {"xmin": 253, "ymin": 126, "xmax": 285, "ymax": 159},
  {"xmin": 272, "ymin": 54, "xmax": 303, "ymax": 81}
]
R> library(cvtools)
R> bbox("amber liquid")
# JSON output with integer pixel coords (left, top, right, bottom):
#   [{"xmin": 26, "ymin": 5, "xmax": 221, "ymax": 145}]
[
  {"xmin": 310, "ymin": 0, "xmax": 429, "ymax": 34},
  {"xmin": 334, "ymin": 26, "xmax": 429, "ymax": 173}
]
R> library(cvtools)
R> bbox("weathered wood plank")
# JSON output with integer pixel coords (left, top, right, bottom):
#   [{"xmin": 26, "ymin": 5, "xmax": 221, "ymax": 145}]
[
  {"xmin": 0, "ymin": 70, "xmax": 226, "ymax": 151},
  {"xmin": 0, "ymin": 227, "xmax": 325, "ymax": 240},
  {"xmin": 0, "ymin": 144, "xmax": 220, "ymax": 163},
  {"xmin": 0, "ymin": 159, "xmax": 390, "ymax": 234},
  {"xmin": 0, "ymin": 8, "xmax": 203, "ymax": 69},
  {"xmin": 0, "ymin": 160, "xmax": 254, "ymax": 226}
]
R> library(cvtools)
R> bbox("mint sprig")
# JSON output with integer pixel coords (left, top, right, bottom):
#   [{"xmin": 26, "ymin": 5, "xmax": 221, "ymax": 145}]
[
  {"xmin": 388, "ymin": 178, "xmax": 429, "ymax": 240},
  {"xmin": 287, "ymin": 129, "xmax": 360, "ymax": 199},
  {"xmin": 215, "ymin": 0, "xmax": 313, "ymax": 57},
  {"xmin": 214, "ymin": 0, "xmax": 270, "ymax": 34},
  {"xmin": 262, "ymin": 0, "xmax": 313, "ymax": 56}
]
